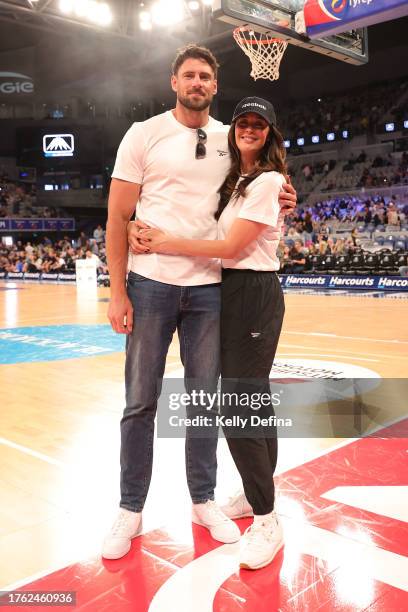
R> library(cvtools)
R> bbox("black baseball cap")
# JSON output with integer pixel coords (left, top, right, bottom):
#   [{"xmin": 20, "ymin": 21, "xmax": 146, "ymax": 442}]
[{"xmin": 232, "ymin": 96, "xmax": 276, "ymax": 127}]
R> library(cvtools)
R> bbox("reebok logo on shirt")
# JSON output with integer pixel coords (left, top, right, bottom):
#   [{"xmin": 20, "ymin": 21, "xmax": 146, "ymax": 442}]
[{"xmin": 217, "ymin": 150, "xmax": 228, "ymax": 157}]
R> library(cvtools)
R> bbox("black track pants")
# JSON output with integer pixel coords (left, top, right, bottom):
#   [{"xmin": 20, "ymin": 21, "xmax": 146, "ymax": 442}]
[{"xmin": 220, "ymin": 268, "xmax": 285, "ymax": 515}]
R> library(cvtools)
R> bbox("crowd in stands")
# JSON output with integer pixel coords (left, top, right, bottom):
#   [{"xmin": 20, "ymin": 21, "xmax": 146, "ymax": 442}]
[
  {"xmin": 290, "ymin": 151, "xmax": 408, "ymax": 195},
  {"xmin": 0, "ymin": 175, "xmax": 67, "ymax": 219},
  {"xmin": 279, "ymin": 77, "xmax": 407, "ymax": 140},
  {"xmin": 279, "ymin": 195, "xmax": 408, "ymax": 274},
  {"xmin": 288, "ymin": 194, "xmax": 407, "ymax": 227},
  {"xmin": 0, "ymin": 225, "xmax": 108, "ymax": 275},
  {"xmin": 357, "ymin": 151, "xmax": 408, "ymax": 188},
  {"xmin": 300, "ymin": 159, "xmax": 336, "ymax": 181}
]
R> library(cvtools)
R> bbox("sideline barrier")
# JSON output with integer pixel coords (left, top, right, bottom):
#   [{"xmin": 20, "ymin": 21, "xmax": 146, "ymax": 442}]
[
  {"xmin": 279, "ymin": 274, "xmax": 408, "ymax": 291},
  {"xmin": 0, "ymin": 218, "xmax": 75, "ymax": 231},
  {"xmin": 0, "ymin": 272, "xmax": 109, "ymax": 284},
  {"xmin": 1, "ymin": 272, "xmax": 407, "ymax": 291}
]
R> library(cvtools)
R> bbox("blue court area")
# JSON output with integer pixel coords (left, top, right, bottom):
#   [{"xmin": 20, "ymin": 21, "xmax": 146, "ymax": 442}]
[{"xmin": 0, "ymin": 324, "xmax": 125, "ymax": 364}]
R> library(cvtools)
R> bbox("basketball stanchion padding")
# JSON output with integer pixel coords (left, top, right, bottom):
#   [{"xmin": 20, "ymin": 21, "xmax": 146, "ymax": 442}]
[{"xmin": 233, "ymin": 26, "xmax": 288, "ymax": 81}]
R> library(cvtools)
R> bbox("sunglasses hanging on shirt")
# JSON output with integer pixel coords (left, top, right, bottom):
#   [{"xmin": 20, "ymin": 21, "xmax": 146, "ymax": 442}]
[{"xmin": 195, "ymin": 128, "xmax": 207, "ymax": 160}]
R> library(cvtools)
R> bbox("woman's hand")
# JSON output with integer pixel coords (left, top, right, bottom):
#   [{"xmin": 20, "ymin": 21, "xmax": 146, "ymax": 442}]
[
  {"xmin": 128, "ymin": 219, "xmax": 151, "ymax": 254},
  {"xmin": 139, "ymin": 228, "xmax": 175, "ymax": 254}
]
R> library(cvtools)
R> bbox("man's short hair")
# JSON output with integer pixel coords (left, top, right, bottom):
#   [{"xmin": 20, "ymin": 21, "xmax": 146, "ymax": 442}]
[{"xmin": 172, "ymin": 43, "xmax": 219, "ymax": 78}]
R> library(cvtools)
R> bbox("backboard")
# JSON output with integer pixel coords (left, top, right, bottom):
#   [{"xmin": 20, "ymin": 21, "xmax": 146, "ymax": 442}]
[{"xmin": 213, "ymin": 0, "xmax": 368, "ymax": 65}]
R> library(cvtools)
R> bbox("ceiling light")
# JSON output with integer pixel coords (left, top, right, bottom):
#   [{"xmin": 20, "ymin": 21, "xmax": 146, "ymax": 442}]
[
  {"xmin": 73, "ymin": 0, "xmax": 89, "ymax": 19},
  {"xmin": 140, "ymin": 21, "xmax": 152, "ymax": 30},
  {"xmin": 139, "ymin": 10, "xmax": 151, "ymax": 22},
  {"xmin": 59, "ymin": 0, "xmax": 73, "ymax": 13},
  {"xmin": 94, "ymin": 2, "xmax": 113, "ymax": 26},
  {"xmin": 151, "ymin": 0, "xmax": 184, "ymax": 26}
]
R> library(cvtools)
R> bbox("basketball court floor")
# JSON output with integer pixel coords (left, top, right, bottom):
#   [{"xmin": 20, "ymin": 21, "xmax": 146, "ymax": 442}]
[{"xmin": 0, "ymin": 282, "xmax": 407, "ymax": 610}]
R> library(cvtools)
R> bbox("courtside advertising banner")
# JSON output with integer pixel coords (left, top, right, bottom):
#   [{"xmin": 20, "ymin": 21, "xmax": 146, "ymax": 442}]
[
  {"xmin": 0, "ymin": 218, "xmax": 75, "ymax": 232},
  {"xmin": 303, "ymin": 0, "xmax": 408, "ymax": 38},
  {"xmin": 280, "ymin": 274, "xmax": 408, "ymax": 291},
  {"xmin": 1, "ymin": 272, "xmax": 407, "ymax": 291}
]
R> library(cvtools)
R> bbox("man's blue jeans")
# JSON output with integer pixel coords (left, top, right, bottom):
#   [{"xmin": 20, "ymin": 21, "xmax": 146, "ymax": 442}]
[{"xmin": 120, "ymin": 271, "xmax": 221, "ymax": 512}]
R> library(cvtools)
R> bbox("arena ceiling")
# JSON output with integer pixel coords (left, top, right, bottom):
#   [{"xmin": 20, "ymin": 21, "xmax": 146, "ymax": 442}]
[{"xmin": 0, "ymin": 0, "xmax": 407, "ymax": 108}]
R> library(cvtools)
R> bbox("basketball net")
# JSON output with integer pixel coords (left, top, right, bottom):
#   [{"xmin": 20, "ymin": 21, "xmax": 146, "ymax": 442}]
[{"xmin": 233, "ymin": 26, "xmax": 288, "ymax": 81}]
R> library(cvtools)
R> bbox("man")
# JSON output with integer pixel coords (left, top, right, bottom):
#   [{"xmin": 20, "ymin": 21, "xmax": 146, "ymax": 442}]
[
  {"xmin": 288, "ymin": 240, "xmax": 306, "ymax": 273},
  {"xmin": 104, "ymin": 44, "xmax": 296, "ymax": 560}
]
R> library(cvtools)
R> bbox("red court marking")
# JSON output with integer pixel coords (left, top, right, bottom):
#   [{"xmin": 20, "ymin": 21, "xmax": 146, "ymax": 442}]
[
  {"xmin": 10, "ymin": 420, "xmax": 408, "ymax": 611},
  {"xmin": 365, "ymin": 586, "xmax": 408, "ymax": 611}
]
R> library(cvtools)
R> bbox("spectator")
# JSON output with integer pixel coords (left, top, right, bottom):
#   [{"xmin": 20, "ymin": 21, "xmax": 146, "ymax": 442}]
[
  {"xmin": 288, "ymin": 240, "xmax": 307, "ymax": 273},
  {"xmin": 25, "ymin": 242, "xmax": 34, "ymax": 256},
  {"xmin": 280, "ymin": 245, "xmax": 292, "ymax": 273},
  {"xmin": 387, "ymin": 202, "xmax": 400, "ymax": 226},
  {"xmin": 93, "ymin": 224, "xmax": 105, "ymax": 244},
  {"xmin": 78, "ymin": 232, "xmax": 88, "ymax": 248},
  {"xmin": 333, "ymin": 238, "xmax": 346, "ymax": 255}
]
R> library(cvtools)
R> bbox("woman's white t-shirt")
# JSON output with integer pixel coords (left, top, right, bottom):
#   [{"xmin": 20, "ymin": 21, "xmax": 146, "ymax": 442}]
[{"xmin": 218, "ymin": 171, "xmax": 285, "ymax": 271}]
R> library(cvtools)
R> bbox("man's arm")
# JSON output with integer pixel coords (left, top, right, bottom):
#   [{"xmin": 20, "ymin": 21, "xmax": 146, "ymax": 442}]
[
  {"xmin": 106, "ymin": 178, "xmax": 141, "ymax": 334},
  {"xmin": 279, "ymin": 178, "xmax": 297, "ymax": 213}
]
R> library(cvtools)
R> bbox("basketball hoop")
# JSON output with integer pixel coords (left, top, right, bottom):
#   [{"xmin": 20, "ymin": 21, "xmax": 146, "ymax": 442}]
[{"xmin": 233, "ymin": 26, "xmax": 288, "ymax": 81}]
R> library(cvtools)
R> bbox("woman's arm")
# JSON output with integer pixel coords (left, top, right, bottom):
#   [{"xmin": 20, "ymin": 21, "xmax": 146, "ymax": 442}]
[
  {"xmin": 129, "ymin": 178, "xmax": 296, "ymax": 257},
  {"xmin": 140, "ymin": 173, "xmax": 288, "ymax": 258},
  {"xmin": 140, "ymin": 217, "xmax": 268, "ymax": 259}
]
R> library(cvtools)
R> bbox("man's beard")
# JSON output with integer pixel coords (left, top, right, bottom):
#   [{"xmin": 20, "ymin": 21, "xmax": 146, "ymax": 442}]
[{"xmin": 178, "ymin": 92, "xmax": 212, "ymax": 112}]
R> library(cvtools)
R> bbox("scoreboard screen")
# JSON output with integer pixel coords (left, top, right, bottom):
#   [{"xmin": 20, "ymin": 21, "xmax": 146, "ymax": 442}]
[{"xmin": 16, "ymin": 126, "xmax": 103, "ymax": 168}]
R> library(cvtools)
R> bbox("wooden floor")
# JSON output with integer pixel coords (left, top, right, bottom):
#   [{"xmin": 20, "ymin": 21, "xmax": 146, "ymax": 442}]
[{"xmin": 0, "ymin": 282, "xmax": 407, "ymax": 589}]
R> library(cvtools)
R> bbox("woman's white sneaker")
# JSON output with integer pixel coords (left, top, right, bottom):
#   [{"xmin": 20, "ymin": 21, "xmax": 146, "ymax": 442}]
[
  {"xmin": 192, "ymin": 500, "xmax": 241, "ymax": 543},
  {"xmin": 102, "ymin": 508, "xmax": 143, "ymax": 559},
  {"xmin": 239, "ymin": 511, "xmax": 284, "ymax": 570},
  {"xmin": 221, "ymin": 491, "xmax": 254, "ymax": 519}
]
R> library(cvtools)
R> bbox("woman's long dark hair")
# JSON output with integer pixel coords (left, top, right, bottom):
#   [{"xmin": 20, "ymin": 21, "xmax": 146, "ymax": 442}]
[{"xmin": 215, "ymin": 121, "xmax": 288, "ymax": 220}]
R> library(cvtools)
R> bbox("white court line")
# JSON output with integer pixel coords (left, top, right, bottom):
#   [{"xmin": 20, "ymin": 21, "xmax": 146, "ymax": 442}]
[
  {"xmin": 2, "ymin": 406, "xmax": 406, "ymax": 594},
  {"xmin": 149, "ymin": 516, "xmax": 408, "ymax": 611},
  {"xmin": 1, "ymin": 564, "xmax": 74, "ymax": 592},
  {"xmin": 2, "ymin": 315, "xmax": 105, "ymax": 326},
  {"xmin": 0, "ymin": 437, "xmax": 65, "ymax": 468},
  {"xmin": 279, "ymin": 343, "xmax": 407, "ymax": 360},
  {"xmin": 0, "ymin": 521, "xmax": 167, "ymax": 592},
  {"xmin": 0, "ymin": 432, "xmax": 362, "ymax": 593},
  {"xmin": 149, "ymin": 543, "xmax": 241, "ymax": 612},
  {"xmin": 277, "ymin": 353, "xmax": 379, "ymax": 363},
  {"xmin": 283, "ymin": 331, "xmax": 408, "ymax": 345},
  {"xmin": 0, "ymin": 431, "xmax": 360, "ymax": 593}
]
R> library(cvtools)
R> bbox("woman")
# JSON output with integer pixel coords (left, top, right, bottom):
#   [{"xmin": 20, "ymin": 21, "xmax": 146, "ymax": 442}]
[
  {"xmin": 133, "ymin": 97, "xmax": 287, "ymax": 571},
  {"xmin": 333, "ymin": 237, "xmax": 345, "ymax": 256}
]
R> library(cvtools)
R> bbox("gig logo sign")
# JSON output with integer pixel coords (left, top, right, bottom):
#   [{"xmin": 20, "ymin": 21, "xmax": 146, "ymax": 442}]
[
  {"xmin": 43, "ymin": 134, "xmax": 75, "ymax": 158},
  {"xmin": 0, "ymin": 71, "xmax": 34, "ymax": 94}
]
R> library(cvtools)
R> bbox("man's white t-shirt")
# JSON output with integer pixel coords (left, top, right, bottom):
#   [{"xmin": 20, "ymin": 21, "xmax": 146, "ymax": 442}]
[
  {"xmin": 112, "ymin": 110, "xmax": 230, "ymax": 286},
  {"xmin": 218, "ymin": 172, "xmax": 285, "ymax": 271}
]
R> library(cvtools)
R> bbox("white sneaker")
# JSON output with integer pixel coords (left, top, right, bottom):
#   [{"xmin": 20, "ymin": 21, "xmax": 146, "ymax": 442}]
[
  {"xmin": 192, "ymin": 500, "xmax": 241, "ymax": 543},
  {"xmin": 239, "ymin": 512, "xmax": 284, "ymax": 570},
  {"xmin": 102, "ymin": 508, "xmax": 143, "ymax": 559},
  {"xmin": 221, "ymin": 491, "xmax": 254, "ymax": 519}
]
